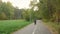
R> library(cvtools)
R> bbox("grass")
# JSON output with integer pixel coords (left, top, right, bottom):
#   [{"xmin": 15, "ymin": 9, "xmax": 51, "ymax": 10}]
[
  {"xmin": 0, "ymin": 20, "xmax": 31, "ymax": 34},
  {"xmin": 44, "ymin": 22, "xmax": 60, "ymax": 34}
]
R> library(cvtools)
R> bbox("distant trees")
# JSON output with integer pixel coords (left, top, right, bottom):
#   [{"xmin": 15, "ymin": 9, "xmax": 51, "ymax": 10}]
[
  {"xmin": 34, "ymin": 0, "xmax": 60, "ymax": 23},
  {"xmin": 13, "ymin": 7, "xmax": 23, "ymax": 19},
  {"xmin": 0, "ymin": 0, "xmax": 60, "ymax": 22},
  {"xmin": 37, "ymin": 0, "xmax": 51, "ymax": 20},
  {"xmin": 29, "ymin": 0, "xmax": 60, "ymax": 23},
  {"xmin": 0, "ymin": 1, "xmax": 14, "ymax": 20},
  {"xmin": 0, "ymin": 1, "xmax": 24, "ymax": 20},
  {"xmin": 0, "ymin": 1, "xmax": 23, "ymax": 20}
]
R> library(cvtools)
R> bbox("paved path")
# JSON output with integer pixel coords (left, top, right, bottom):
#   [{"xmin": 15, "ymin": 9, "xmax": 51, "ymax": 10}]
[
  {"xmin": 12, "ymin": 20, "xmax": 52, "ymax": 34},
  {"xmin": 12, "ymin": 23, "xmax": 35, "ymax": 34},
  {"xmin": 34, "ymin": 20, "xmax": 52, "ymax": 34}
]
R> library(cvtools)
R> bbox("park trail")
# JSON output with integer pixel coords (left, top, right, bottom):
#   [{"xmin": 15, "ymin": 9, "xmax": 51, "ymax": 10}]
[{"xmin": 12, "ymin": 20, "xmax": 52, "ymax": 34}]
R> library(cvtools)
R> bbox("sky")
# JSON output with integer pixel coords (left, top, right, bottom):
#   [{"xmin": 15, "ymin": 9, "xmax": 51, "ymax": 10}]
[{"xmin": 2, "ymin": 0, "xmax": 31, "ymax": 9}]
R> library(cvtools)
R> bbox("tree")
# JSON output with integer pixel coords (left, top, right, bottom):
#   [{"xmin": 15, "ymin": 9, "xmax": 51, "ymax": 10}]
[
  {"xmin": 13, "ymin": 7, "xmax": 23, "ymax": 19},
  {"xmin": 5, "ymin": 2, "xmax": 14, "ymax": 19},
  {"xmin": 37, "ymin": 0, "xmax": 60, "ymax": 22},
  {"xmin": 0, "ymin": 1, "xmax": 14, "ymax": 20}
]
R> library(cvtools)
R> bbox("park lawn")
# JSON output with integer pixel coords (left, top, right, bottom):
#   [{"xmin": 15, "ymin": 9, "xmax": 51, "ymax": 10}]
[{"xmin": 0, "ymin": 20, "xmax": 31, "ymax": 34}]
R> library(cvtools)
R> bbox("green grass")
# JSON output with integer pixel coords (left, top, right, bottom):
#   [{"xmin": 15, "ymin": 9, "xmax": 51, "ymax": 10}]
[{"xmin": 0, "ymin": 20, "xmax": 31, "ymax": 34}]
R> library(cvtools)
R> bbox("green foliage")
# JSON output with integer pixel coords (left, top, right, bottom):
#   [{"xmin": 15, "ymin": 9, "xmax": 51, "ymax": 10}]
[
  {"xmin": 0, "ymin": 20, "xmax": 31, "ymax": 34},
  {"xmin": 22, "ymin": 9, "xmax": 31, "ymax": 21},
  {"xmin": 36, "ymin": 0, "xmax": 60, "ymax": 22},
  {"xmin": 5, "ymin": 2, "xmax": 14, "ymax": 19},
  {"xmin": 22, "ymin": 8, "xmax": 36, "ymax": 21},
  {"xmin": 38, "ymin": 0, "xmax": 60, "ymax": 34},
  {"xmin": 0, "ymin": 1, "xmax": 14, "ymax": 20}
]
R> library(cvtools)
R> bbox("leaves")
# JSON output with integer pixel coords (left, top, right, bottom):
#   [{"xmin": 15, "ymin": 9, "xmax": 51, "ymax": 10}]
[{"xmin": 0, "ymin": 1, "xmax": 14, "ymax": 20}]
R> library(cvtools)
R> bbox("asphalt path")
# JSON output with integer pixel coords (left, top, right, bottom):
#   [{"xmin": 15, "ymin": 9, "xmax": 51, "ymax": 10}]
[
  {"xmin": 12, "ymin": 23, "xmax": 35, "ymax": 34},
  {"xmin": 34, "ymin": 20, "xmax": 52, "ymax": 34},
  {"xmin": 12, "ymin": 20, "xmax": 52, "ymax": 34}
]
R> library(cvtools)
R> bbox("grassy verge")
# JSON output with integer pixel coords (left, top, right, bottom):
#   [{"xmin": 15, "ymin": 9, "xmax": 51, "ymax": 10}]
[
  {"xmin": 0, "ymin": 20, "xmax": 31, "ymax": 34},
  {"xmin": 44, "ymin": 22, "xmax": 60, "ymax": 34}
]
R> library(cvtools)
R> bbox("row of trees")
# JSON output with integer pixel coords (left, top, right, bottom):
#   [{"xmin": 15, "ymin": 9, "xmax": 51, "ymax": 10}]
[
  {"xmin": 0, "ymin": 0, "xmax": 37, "ymax": 21},
  {"xmin": 0, "ymin": 0, "xmax": 14, "ymax": 20},
  {"xmin": 38, "ymin": 0, "xmax": 60, "ymax": 23},
  {"xmin": 29, "ymin": 0, "xmax": 60, "ymax": 23},
  {"xmin": 0, "ymin": 0, "xmax": 25, "ymax": 20},
  {"xmin": 0, "ymin": 0, "xmax": 60, "ymax": 23}
]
